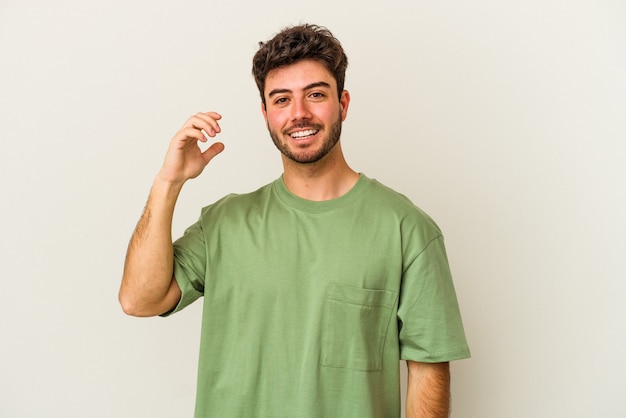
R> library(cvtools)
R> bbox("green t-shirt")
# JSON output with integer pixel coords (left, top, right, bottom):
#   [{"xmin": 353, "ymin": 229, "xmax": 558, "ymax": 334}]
[{"xmin": 169, "ymin": 174, "xmax": 470, "ymax": 417}]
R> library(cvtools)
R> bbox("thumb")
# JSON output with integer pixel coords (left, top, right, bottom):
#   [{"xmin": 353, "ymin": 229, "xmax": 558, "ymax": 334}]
[{"xmin": 201, "ymin": 142, "xmax": 225, "ymax": 164}]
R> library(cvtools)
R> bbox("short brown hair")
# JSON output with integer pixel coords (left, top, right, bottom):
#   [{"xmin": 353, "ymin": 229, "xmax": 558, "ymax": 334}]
[{"xmin": 252, "ymin": 24, "xmax": 348, "ymax": 105}]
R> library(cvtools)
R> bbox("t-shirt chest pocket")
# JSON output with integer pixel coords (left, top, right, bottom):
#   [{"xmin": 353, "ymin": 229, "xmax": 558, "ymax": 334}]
[{"xmin": 321, "ymin": 283, "xmax": 398, "ymax": 372}]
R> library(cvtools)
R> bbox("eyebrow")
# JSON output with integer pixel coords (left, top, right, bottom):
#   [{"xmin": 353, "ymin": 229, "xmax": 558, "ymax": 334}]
[{"xmin": 268, "ymin": 81, "xmax": 332, "ymax": 98}]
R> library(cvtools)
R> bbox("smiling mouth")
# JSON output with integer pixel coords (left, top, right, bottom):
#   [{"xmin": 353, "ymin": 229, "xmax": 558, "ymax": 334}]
[{"xmin": 289, "ymin": 129, "xmax": 319, "ymax": 140}]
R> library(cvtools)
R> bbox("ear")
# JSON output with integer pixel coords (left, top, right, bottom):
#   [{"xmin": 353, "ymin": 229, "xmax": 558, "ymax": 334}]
[
  {"xmin": 339, "ymin": 90, "xmax": 350, "ymax": 121},
  {"xmin": 260, "ymin": 101, "xmax": 268, "ymax": 121}
]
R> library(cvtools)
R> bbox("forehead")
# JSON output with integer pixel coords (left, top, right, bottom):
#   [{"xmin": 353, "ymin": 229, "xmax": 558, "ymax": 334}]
[{"xmin": 264, "ymin": 59, "xmax": 337, "ymax": 95}]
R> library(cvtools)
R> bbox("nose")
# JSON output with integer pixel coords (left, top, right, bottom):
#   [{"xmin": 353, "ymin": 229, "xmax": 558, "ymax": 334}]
[{"xmin": 291, "ymin": 97, "xmax": 312, "ymax": 121}]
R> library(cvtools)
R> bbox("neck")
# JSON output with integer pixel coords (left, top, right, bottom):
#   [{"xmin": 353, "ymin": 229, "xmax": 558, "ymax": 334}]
[{"xmin": 281, "ymin": 142, "xmax": 359, "ymax": 201}]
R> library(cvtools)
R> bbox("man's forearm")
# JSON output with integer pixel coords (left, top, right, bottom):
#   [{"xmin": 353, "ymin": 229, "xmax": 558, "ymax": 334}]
[
  {"xmin": 118, "ymin": 176, "xmax": 183, "ymax": 316},
  {"xmin": 118, "ymin": 112, "xmax": 224, "ymax": 316},
  {"xmin": 406, "ymin": 361, "xmax": 451, "ymax": 418}
]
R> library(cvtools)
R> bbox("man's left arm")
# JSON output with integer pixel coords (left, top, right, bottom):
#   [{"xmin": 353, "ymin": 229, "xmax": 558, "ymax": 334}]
[{"xmin": 406, "ymin": 360, "xmax": 450, "ymax": 418}]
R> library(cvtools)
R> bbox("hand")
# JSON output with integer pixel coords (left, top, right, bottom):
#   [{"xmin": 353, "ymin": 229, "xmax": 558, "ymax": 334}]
[{"xmin": 158, "ymin": 112, "xmax": 225, "ymax": 185}]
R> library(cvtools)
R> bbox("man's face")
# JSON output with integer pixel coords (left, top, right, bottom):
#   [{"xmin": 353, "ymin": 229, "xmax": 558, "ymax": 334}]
[{"xmin": 261, "ymin": 59, "xmax": 350, "ymax": 165}]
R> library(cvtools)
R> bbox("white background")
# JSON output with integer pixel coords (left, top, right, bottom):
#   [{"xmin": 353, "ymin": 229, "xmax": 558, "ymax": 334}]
[{"xmin": 1, "ymin": 0, "xmax": 624, "ymax": 417}]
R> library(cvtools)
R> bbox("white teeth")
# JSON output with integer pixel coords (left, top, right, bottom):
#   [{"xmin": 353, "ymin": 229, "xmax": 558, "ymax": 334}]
[{"xmin": 290, "ymin": 129, "xmax": 318, "ymax": 139}]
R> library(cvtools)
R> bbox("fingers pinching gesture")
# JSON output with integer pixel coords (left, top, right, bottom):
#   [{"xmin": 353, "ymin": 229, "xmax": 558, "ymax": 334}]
[{"xmin": 159, "ymin": 112, "xmax": 225, "ymax": 185}]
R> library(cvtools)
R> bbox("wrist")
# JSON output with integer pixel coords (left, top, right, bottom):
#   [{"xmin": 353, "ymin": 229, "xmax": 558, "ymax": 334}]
[
  {"xmin": 152, "ymin": 172, "xmax": 185, "ymax": 203},
  {"xmin": 154, "ymin": 171, "xmax": 185, "ymax": 191}
]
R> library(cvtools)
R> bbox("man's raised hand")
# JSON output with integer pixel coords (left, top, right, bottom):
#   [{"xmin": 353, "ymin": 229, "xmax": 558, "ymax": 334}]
[{"xmin": 158, "ymin": 112, "xmax": 225, "ymax": 185}]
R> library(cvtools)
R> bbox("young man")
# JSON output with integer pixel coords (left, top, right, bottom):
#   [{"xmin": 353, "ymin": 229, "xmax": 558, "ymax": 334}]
[{"xmin": 119, "ymin": 24, "xmax": 470, "ymax": 418}]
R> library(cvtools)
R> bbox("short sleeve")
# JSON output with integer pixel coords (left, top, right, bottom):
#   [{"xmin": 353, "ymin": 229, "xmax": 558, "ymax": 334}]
[
  {"xmin": 398, "ymin": 235, "xmax": 470, "ymax": 362},
  {"xmin": 161, "ymin": 218, "xmax": 207, "ymax": 316}
]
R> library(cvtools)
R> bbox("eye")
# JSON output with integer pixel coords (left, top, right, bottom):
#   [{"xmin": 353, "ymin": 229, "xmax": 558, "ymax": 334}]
[
  {"xmin": 274, "ymin": 97, "xmax": 289, "ymax": 106},
  {"xmin": 309, "ymin": 92, "xmax": 325, "ymax": 99}
]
